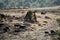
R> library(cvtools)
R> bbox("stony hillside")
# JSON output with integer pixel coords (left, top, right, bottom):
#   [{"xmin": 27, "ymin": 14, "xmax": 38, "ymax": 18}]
[{"xmin": 0, "ymin": 7, "xmax": 60, "ymax": 40}]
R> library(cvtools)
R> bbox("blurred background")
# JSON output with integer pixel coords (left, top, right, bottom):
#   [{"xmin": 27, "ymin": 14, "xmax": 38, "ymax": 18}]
[{"xmin": 0, "ymin": 0, "xmax": 60, "ymax": 8}]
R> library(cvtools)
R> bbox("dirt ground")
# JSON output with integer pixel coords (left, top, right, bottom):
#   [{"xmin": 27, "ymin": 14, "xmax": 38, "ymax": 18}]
[{"xmin": 0, "ymin": 8, "xmax": 60, "ymax": 40}]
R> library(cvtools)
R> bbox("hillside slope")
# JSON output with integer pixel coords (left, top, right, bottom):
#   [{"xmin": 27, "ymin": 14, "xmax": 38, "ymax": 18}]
[{"xmin": 0, "ymin": 7, "xmax": 60, "ymax": 40}]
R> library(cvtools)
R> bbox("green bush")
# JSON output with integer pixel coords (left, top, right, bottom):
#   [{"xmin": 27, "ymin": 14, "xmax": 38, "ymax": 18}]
[
  {"xmin": 25, "ymin": 10, "xmax": 37, "ymax": 23},
  {"xmin": 58, "ymin": 37, "xmax": 60, "ymax": 40},
  {"xmin": 27, "ymin": 10, "xmax": 33, "ymax": 20},
  {"xmin": 55, "ymin": 30, "xmax": 60, "ymax": 40},
  {"xmin": 56, "ymin": 18, "xmax": 60, "ymax": 26},
  {"xmin": 55, "ymin": 30, "xmax": 60, "ymax": 36}
]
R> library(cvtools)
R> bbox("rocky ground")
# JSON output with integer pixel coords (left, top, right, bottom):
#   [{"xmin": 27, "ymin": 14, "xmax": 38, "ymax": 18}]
[{"xmin": 0, "ymin": 8, "xmax": 60, "ymax": 40}]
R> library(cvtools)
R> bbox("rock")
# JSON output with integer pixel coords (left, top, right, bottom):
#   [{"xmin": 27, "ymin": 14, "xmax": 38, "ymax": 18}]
[
  {"xmin": 0, "ymin": 24, "xmax": 4, "ymax": 27},
  {"xmin": 44, "ymin": 31, "xmax": 49, "ymax": 37},
  {"xmin": 3, "ymin": 27, "xmax": 10, "ymax": 33},
  {"xmin": 13, "ymin": 16, "xmax": 15, "ymax": 18},
  {"xmin": 43, "ymin": 21, "xmax": 48, "ymax": 23},
  {"xmin": 38, "ymin": 24, "xmax": 41, "ymax": 26},
  {"xmin": 41, "ymin": 11, "xmax": 46, "ymax": 15},
  {"xmin": 15, "ymin": 17, "xmax": 20, "ymax": 20},
  {"xmin": 14, "ymin": 24, "xmax": 27, "ymax": 32},
  {"xmin": 0, "ymin": 14, "xmax": 5, "ymax": 18},
  {"xmin": 20, "ymin": 25, "xmax": 26, "ymax": 29},
  {"xmin": 14, "ymin": 24, "xmax": 21, "ymax": 27},
  {"xmin": 14, "ymin": 24, "xmax": 26, "ymax": 29},
  {"xmin": 50, "ymin": 30, "xmax": 56, "ymax": 35},
  {"xmin": 14, "ymin": 29, "xmax": 20, "ymax": 32},
  {"xmin": 23, "ymin": 23, "xmax": 30, "ymax": 26},
  {"xmin": 45, "ymin": 31, "xmax": 49, "ymax": 34},
  {"xmin": 45, "ymin": 16, "xmax": 51, "ymax": 19},
  {"xmin": 43, "ymin": 23, "xmax": 46, "ymax": 25}
]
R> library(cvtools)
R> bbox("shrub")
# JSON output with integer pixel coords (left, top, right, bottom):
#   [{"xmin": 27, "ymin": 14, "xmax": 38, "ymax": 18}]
[
  {"xmin": 24, "ymin": 10, "xmax": 37, "ymax": 23},
  {"xmin": 55, "ymin": 30, "xmax": 60, "ymax": 36},
  {"xmin": 55, "ymin": 30, "xmax": 60, "ymax": 40},
  {"xmin": 56, "ymin": 18, "xmax": 60, "ymax": 26}
]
